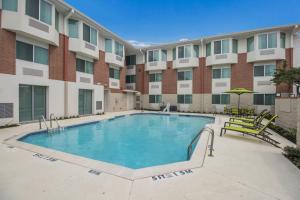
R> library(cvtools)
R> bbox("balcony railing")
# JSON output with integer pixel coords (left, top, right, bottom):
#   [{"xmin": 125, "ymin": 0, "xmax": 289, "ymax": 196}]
[
  {"xmin": 247, "ymin": 48, "xmax": 285, "ymax": 62},
  {"xmin": 173, "ymin": 57, "xmax": 199, "ymax": 69},
  {"xmin": 146, "ymin": 61, "xmax": 167, "ymax": 71},
  {"xmin": 105, "ymin": 53, "xmax": 125, "ymax": 67},
  {"xmin": 69, "ymin": 38, "xmax": 99, "ymax": 60},
  {"xmin": 206, "ymin": 53, "xmax": 238, "ymax": 66}
]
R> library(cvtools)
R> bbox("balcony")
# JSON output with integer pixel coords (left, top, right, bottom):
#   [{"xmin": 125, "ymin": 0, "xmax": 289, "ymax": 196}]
[
  {"xmin": 1, "ymin": 10, "xmax": 59, "ymax": 46},
  {"xmin": 76, "ymin": 72, "xmax": 94, "ymax": 84},
  {"xmin": 173, "ymin": 57, "xmax": 199, "ymax": 69},
  {"xmin": 247, "ymin": 48, "xmax": 286, "ymax": 63},
  {"xmin": 206, "ymin": 53, "xmax": 238, "ymax": 66},
  {"xmin": 69, "ymin": 38, "xmax": 99, "ymax": 60},
  {"xmin": 146, "ymin": 61, "xmax": 167, "ymax": 71},
  {"xmin": 126, "ymin": 83, "xmax": 136, "ymax": 91},
  {"xmin": 109, "ymin": 78, "xmax": 120, "ymax": 89},
  {"xmin": 149, "ymin": 82, "xmax": 162, "ymax": 94},
  {"xmin": 177, "ymin": 80, "xmax": 192, "ymax": 94},
  {"xmin": 105, "ymin": 53, "xmax": 125, "ymax": 67}
]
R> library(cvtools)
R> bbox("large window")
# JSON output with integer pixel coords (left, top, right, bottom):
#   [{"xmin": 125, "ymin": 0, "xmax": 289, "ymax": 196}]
[
  {"xmin": 177, "ymin": 95, "xmax": 192, "ymax": 104},
  {"xmin": 83, "ymin": 23, "xmax": 97, "ymax": 46},
  {"xmin": 212, "ymin": 94, "xmax": 230, "ymax": 105},
  {"xmin": 16, "ymin": 41, "xmax": 48, "ymax": 65},
  {"xmin": 212, "ymin": 67, "xmax": 231, "ymax": 79},
  {"xmin": 232, "ymin": 39, "xmax": 238, "ymax": 53},
  {"xmin": 258, "ymin": 32, "xmax": 277, "ymax": 49},
  {"xmin": 109, "ymin": 68, "xmax": 120, "ymax": 79},
  {"xmin": 254, "ymin": 64, "xmax": 276, "ymax": 77},
  {"xmin": 254, "ymin": 94, "xmax": 275, "ymax": 105},
  {"xmin": 178, "ymin": 45, "xmax": 191, "ymax": 59},
  {"xmin": 214, "ymin": 39, "xmax": 229, "ymax": 54},
  {"xmin": 76, "ymin": 58, "xmax": 93, "ymax": 74},
  {"xmin": 148, "ymin": 50, "xmax": 159, "ymax": 62},
  {"xmin": 206, "ymin": 42, "xmax": 211, "ymax": 56},
  {"xmin": 126, "ymin": 75, "xmax": 136, "ymax": 83},
  {"xmin": 149, "ymin": 73, "xmax": 162, "ymax": 82},
  {"xmin": 149, "ymin": 95, "xmax": 162, "ymax": 104},
  {"xmin": 193, "ymin": 45, "xmax": 199, "ymax": 57},
  {"xmin": 177, "ymin": 71, "xmax": 192, "ymax": 81},
  {"xmin": 55, "ymin": 9, "xmax": 59, "ymax": 31},
  {"xmin": 126, "ymin": 55, "xmax": 136, "ymax": 66},
  {"xmin": 172, "ymin": 48, "xmax": 176, "ymax": 60},
  {"xmin": 115, "ymin": 41, "xmax": 124, "ymax": 57},
  {"xmin": 247, "ymin": 36, "xmax": 254, "ymax": 52},
  {"xmin": 280, "ymin": 32, "xmax": 286, "ymax": 48},
  {"xmin": 161, "ymin": 50, "xmax": 167, "ymax": 61},
  {"xmin": 105, "ymin": 39, "xmax": 112, "ymax": 53},
  {"xmin": 26, "ymin": 0, "xmax": 52, "ymax": 25},
  {"xmin": 68, "ymin": 19, "xmax": 79, "ymax": 38},
  {"xmin": 2, "ymin": 0, "xmax": 18, "ymax": 11}
]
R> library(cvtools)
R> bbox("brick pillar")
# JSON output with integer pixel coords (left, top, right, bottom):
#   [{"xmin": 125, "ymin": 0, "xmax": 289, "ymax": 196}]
[
  {"xmin": 94, "ymin": 50, "xmax": 108, "ymax": 86},
  {"xmin": 136, "ymin": 64, "xmax": 145, "ymax": 94},
  {"xmin": 162, "ymin": 61, "xmax": 177, "ymax": 94},
  {"xmin": 231, "ymin": 53, "xmax": 253, "ymax": 90},
  {"xmin": 276, "ymin": 48, "xmax": 293, "ymax": 93},
  {"xmin": 49, "ymin": 34, "xmax": 64, "ymax": 80}
]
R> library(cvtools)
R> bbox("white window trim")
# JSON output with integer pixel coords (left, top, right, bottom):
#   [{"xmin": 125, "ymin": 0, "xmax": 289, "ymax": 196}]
[
  {"xmin": 114, "ymin": 40, "xmax": 124, "ymax": 58},
  {"xmin": 83, "ymin": 23, "xmax": 98, "ymax": 46},
  {"xmin": 147, "ymin": 49, "xmax": 160, "ymax": 62},
  {"xmin": 212, "ymin": 66, "xmax": 231, "ymax": 79},
  {"xmin": 26, "ymin": 0, "xmax": 54, "ymax": 26},
  {"xmin": 177, "ymin": 70, "xmax": 193, "ymax": 81},
  {"xmin": 257, "ymin": 31, "xmax": 278, "ymax": 50},
  {"xmin": 213, "ymin": 38, "xmax": 231, "ymax": 55},
  {"xmin": 176, "ymin": 44, "xmax": 193, "ymax": 59},
  {"xmin": 253, "ymin": 62, "xmax": 276, "ymax": 77}
]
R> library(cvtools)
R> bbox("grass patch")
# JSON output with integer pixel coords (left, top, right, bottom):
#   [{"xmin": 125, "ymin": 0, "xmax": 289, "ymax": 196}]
[{"xmin": 283, "ymin": 146, "xmax": 300, "ymax": 169}]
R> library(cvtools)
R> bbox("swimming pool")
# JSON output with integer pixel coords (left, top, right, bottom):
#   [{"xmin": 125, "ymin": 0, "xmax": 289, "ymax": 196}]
[{"xmin": 19, "ymin": 113, "xmax": 214, "ymax": 169}]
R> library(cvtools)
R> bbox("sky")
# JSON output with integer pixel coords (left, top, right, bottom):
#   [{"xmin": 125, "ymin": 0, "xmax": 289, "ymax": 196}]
[{"xmin": 65, "ymin": 0, "xmax": 300, "ymax": 47}]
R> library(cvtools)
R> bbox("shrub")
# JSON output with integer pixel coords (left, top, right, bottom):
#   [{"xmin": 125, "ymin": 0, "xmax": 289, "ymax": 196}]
[{"xmin": 283, "ymin": 146, "xmax": 300, "ymax": 169}]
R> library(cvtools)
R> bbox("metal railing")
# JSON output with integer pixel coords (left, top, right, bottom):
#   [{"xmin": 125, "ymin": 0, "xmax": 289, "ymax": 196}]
[
  {"xmin": 187, "ymin": 127, "xmax": 215, "ymax": 160},
  {"xmin": 50, "ymin": 113, "xmax": 62, "ymax": 130},
  {"xmin": 39, "ymin": 114, "xmax": 63, "ymax": 132},
  {"xmin": 39, "ymin": 115, "xmax": 49, "ymax": 131}
]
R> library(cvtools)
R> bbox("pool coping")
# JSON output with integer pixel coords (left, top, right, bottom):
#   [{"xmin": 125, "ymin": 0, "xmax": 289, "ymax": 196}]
[{"xmin": 3, "ymin": 111, "xmax": 216, "ymax": 181}]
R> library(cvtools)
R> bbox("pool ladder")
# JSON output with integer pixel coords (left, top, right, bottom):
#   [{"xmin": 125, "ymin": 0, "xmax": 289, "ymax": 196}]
[
  {"xmin": 39, "ymin": 114, "xmax": 64, "ymax": 133},
  {"xmin": 187, "ymin": 127, "xmax": 215, "ymax": 159}
]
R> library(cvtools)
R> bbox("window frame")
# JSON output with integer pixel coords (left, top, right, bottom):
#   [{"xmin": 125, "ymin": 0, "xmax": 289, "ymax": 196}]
[
  {"xmin": 2, "ymin": 0, "xmax": 18, "ymax": 12},
  {"xmin": 147, "ymin": 49, "xmax": 160, "ymax": 62},
  {"xmin": 68, "ymin": 19, "xmax": 79, "ymax": 38},
  {"xmin": 25, "ymin": 0, "xmax": 53, "ymax": 25},
  {"xmin": 149, "ymin": 95, "xmax": 162, "ymax": 104},
  {"xmin": 177, "ymin": 94, "xmax": 192, "ymax": 104},
  {"xmin": 214, "ymin": 39, "xmax": 230, "ymax": 55},
  {"xmin": 114, "ymin": 41, "xmax": 124, "ymax": 58},
  {"xmin": 83, "ymin": 23, "xmax": 98, "ymax": 46},
  {"xmin": 212, "ymin": 94, "xmax": 230, "ymax": 105},
  {"xmin": 177, "ymin": 70, "xmax": 192, "ymax": 81},
  {"xmin": 253, "ymin": 64, "xmax": 276, "ymax": 77},
  {"xmin": 258, "ymin": 32, "xmax": 278, "ymax": 50},
  {"xmin": 16, "ymin": 40, "xmax": 48, "ymax": 65},
  {"xmin": 212, "ymin": 67, "xmax": 231, "ymax": 79},
  {"xmin": 76, "ymin": 58, "xmax": 94, "ymax": 74},
  {"xmin": 149, "ymin": 73, "xmax": 162, "ymax": 82},
  {"xmin": 177, "ymin": 44, "xmax": 193, "ymax": 59},
  {"xmin": 109, "ymin": 67, "xmax": 120, "ymax": 79},
  {"xmin": 126, "ymin": 75, "xmax": 136, "ymax": 83},
  {"xmin": 206, "ymin": 42, "xmax": 211, "ymax": 57},
  {"xmin": 247, "ymin": 36, "xmax": 254, "ymax": 52},
  {"xmin": 253, "ymin": 93, "xmax": 275, "ymax": 105}
]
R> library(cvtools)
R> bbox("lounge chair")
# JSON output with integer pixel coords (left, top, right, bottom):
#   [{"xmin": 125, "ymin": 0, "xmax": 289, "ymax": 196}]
[
  {"xmin": 225, "ymin": 111, "xmax": 270, "ymax": 129},
  {"xmin": 220, "ymin": 115, "xmax": 280, "ymax": 147},
  {"xmin": 229, "ymin": 109, "xmax": 268, "ymax": 123}
]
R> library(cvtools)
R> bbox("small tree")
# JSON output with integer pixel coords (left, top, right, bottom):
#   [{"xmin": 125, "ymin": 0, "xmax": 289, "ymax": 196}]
[{"xmin": 271, "ymin": 61, "xmax": 300, "ymax": 92}]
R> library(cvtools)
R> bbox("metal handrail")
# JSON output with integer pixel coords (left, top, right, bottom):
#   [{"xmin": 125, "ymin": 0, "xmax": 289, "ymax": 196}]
[
  {"xmin": 187, "ymin": 127, "xmax": 215, "ymax": 159},
  {"xmin": 49, "ymin": 113, "xmax": 63, "ymax": 131},
  {"xmin": 39, "ymin": 115, "xmax": 49, "ymax": 131}
]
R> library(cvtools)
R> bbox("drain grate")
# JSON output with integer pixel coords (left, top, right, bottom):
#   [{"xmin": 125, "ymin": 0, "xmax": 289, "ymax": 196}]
[{"xmin": 88, "ymin": 169, "xmax": 101, "ymax": 175}]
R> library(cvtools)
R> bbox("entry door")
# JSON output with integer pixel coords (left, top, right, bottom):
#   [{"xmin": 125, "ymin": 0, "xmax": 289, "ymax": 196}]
[
  {"xmin": 19, "ymin": 85, "xmax": 46, "ymax": 122},
  {"xmin": 78, "ymin": 89, "xmax": 92, "ymax": 115}
]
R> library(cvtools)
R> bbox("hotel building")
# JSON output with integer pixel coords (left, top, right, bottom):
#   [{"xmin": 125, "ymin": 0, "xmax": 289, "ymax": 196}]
[{"xmin": 0, "ymin": 0, "xmax": 300, "ymax": 125}]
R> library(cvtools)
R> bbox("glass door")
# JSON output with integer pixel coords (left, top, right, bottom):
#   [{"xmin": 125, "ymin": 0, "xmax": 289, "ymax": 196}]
[
  {"xmin": 19, "ymin": 85, "xmax": 47, "ymax": 122},
  {"xmin": 78, "ymin": 89, "xmax": 92, "ymax": 115}
]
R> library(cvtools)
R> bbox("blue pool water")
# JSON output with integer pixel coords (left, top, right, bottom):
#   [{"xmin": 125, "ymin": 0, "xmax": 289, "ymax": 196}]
[{"xmin": 20, "ymin": 114, "xmax": 214, "ymax": 169}]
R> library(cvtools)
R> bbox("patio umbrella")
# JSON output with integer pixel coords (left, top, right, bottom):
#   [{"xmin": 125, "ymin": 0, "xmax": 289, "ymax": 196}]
[{"xmin": 224, "ymin": 88, "xmax": 255, "ymax": 115}]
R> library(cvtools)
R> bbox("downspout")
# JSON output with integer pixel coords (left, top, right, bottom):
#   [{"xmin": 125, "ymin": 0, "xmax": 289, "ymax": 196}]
[
  {"xmin": 63, "ymin": 9, "xmax": 74, "ymax": 117},
  {"xmin": 200, "ymin": 39, "xmax": 205, "ymax": 113},
  {"xmin": 139, "ymin": 48, "xmax": 144, "ymax": 109}
]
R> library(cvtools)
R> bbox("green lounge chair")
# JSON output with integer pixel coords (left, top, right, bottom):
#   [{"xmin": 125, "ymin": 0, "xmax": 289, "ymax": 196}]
[
  {"xmin": 225, "ymin": 111, "xmax": 270, "ymax": 129},
  {"xmin": 229, "ymin": 109, "xmax": 268, "ymax": 123},
  {"xmin": 220, "ymin": 115, "xmax": 280, "ymax": 147}
]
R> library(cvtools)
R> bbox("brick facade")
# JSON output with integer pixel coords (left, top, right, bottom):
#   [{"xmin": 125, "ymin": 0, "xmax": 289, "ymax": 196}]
[
  {"xmin": 162, "ymin": 61, "xmax": 177, "ymax": 94},
  {"xmin": 120, "ymin": 67, "xmax": 126, "ymax": 90},
  {"xmin": 65, "ymin": 51, "xmax": 76, "ymax": 82},
  {"xmin": 199, "ymin": 57, "xmax": 212, "ymax": 93},
  {"xmin": 135, "ymin": 64, "xmax": 145, "ymax": 94},
  {"xmin": 276, "ymin": 48, "xmax": 293, "ymax": 93},
  {"xmin": 49, "ymin": 34, "xmax": 64, "ymax": 80},
  {"xmin": 231, "ymin": 53, "xmax": 253, "ymax": 90},
  {"xmin": 94, "ymin": 50, "xmax": 108, "ymax": 86},
  {"xmin": 0, "ymin": 10, "xmax": 16, "ymax": 75}
]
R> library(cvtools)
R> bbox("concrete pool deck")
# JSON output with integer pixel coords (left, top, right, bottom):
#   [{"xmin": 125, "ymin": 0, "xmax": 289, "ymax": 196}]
[{"xmin": 0, "ymin": 110, "xmax": 300, "ymax": 200}]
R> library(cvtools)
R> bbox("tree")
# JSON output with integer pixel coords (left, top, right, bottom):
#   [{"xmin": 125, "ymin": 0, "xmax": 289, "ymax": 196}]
[{"xmin": 271, "ymin": 61, "xmax": 300, "ymax": 92}]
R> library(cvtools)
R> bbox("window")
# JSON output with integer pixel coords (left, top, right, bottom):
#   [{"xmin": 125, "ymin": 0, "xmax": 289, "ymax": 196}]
[
  {"xmin": 76, "ymin": 58, "xmax": 93, "ymax": 74},
  {"xmin": 280, "ymin": 32, "xmax": 286, "ymax": 48},
  {"xmin": 206, "ymin": 42, "xmax": 211, "ymax": 56},
  {"xmin": 115, "ymin": 41, "xmax": 124, "ymax": 57},
  {"xmin": 254, "ymin": 94, "xmax": 275, "ymax": 105},
  {"xmin": 105, "ymin": 39, "xmax": 112, "ymax": 53},
  {"xmin": 148, "ymin": 50, "xmax": 159, "ymax": 62},
  {"xmin": 2, "ymin": 0, "xmax": 18, "ymax": 11},
  {"xmin": 177, "ymin": 95, "xmax": 192, "ymax": 104},
  {"xmin": 212, "ymin": 94, "xmax": 230, "ymax": 104},
  {"xmin": 193, "ymin": 45, "xmax": 199, "ymax": 57},
  {"xmin": 55, "ymin": 9, "xmax": 59, "ymax": 31},
  {"xmin": 126, "ymin": 55, "xmax": 136, "ymax": 66},
  {"xmin": 149, "ymin": 95, "xmax": 162, "ymax": 104},
  {"xmin": 126, "ymin": 75, "xmax": 136, "ymax": 83},
  {"xmin": 161, "ymin": 50, "xmax": 167, "ymax": 61},
  {"xmin": 254, "ymin": 64, "xmax": 275, "ymax": 77},
  {"xmin": 212, "ymin": 67, "xmax": 231, "ymax": 79},
  {"xmin": 177, "ymin": 71, "xmax": 192, "ymax": 81},
  {"xmin": 177, "ymin": 45, "xmax": 192, "ymax": 59},
  {"xmin": 26, "ymin": 0, "xmax": 52, "ymax": 25},
  {"xmin": 109, "ymin": 68, "xmax": 120, "ymax": 79},
  {"xmin": 247, "ymin": 36, "xmax": 254, "ymax": 52},
  {"xmin": 16, "ymin": 41, "xmax": 48, "ymax": 65},
  {"xmin": 68, "ymin": 19, "xmax": 79, "ymax": 38},
  {"xmin": 172, "ymin": 48, "xmax": 176, "ymax": 60},
  {"xmin": 149, "ymin": 73, "xmax": 162, "ymax": 82},
  {"xmin": 232, "ymin": 39, "xmax": 238, "ymax": 53},
  {"xmin": 258, "ymin": 32, "xmax": 277, "ymax": 49},
  {"xmin": 214, "ymin": 39, "xmax": 230, "ymax": 54},
  {"xmin": 83, "ymin": 23, "xmax": 97, "ymax": 46}
]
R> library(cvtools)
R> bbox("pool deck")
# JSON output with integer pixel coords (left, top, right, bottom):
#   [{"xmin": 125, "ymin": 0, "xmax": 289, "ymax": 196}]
[{"xmin": 0, "ymin": 110, "xmax": 300, "ymax": 200}]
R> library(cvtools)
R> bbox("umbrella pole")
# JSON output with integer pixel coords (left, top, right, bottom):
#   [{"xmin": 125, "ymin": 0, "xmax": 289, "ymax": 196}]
[{"xmin": 238, "ymin": 95, "xmax": 240, "ymax": 116}]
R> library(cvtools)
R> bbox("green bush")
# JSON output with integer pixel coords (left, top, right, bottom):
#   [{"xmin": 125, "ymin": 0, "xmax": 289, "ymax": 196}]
[
  {"xmin": 268, "ymin": 123, "xmax": 296, "ymax": 143},
  {"xmin": 283, "ymin": 146, "xmax": 300, "ymax": 169}
]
